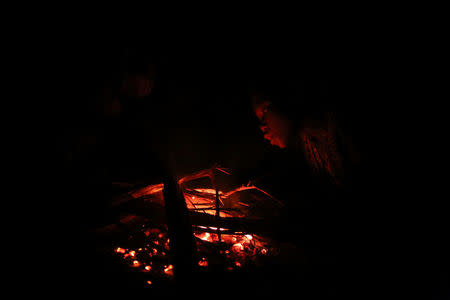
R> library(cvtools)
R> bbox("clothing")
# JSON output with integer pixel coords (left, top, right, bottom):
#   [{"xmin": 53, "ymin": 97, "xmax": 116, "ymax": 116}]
[{"xmin": 273, "ymin": 110, "xmax": 362, "ymax": 264}]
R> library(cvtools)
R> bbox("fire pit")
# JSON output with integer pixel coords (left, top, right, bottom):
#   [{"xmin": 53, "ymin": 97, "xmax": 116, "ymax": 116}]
[{"xmin": 94, "ymin": 165, "xmax": 291, "ymax": 291}]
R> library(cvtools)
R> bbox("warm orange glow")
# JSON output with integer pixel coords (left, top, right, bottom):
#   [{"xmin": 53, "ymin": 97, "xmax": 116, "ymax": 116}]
[
  {"xmin": 232, "ymin": 243, "xmax": 244, "ymax": 252},
  {"xmin": 164, "ymin": 264, "xmax": 174, "ymax": 276},
  {"xmin": 199, "ymin": 232, "xmax": 211, "ymax": 241},
  {"xmin": 198, "ymin": 258, "xmax": 208, "ymax": 267},
  {"xmin": 193, "ymin": 188, "xmax": 223, "ymax": 195},
  {"xmin": 111, "ymin": 174, "xmax": 279, "ymax": 286},
  {"xmin": 132, "ymin": 260, "xmax": 140, "ymax": 267},
  {"xmin": 115, "ymin": 247, "xmax": 126, "ymax": 254}
]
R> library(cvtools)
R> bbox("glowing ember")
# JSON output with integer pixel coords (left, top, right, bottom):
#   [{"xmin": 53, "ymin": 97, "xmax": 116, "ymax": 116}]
[
  {"xmin": 232, "ymin": 243, "xmax": 244, "ymax": 252},
  {"xmin": 164, "ymin": 264, "xmax": 174, "ymax": 276},
  {"xmin": 113, "ymin": 226, "xmax": 273, "ymax": 284},
  {"xmin": 109, "ymin": 168, "xmax": 281, "ymax": 287},
  {"xmin": 115, "ymin": 247, "xmax": 126, "ymax": 254},
  {"xmin": 198, "ymin": 232, "xmax": 211, "ymax": 241},
  {"xmin": 132, "ymin": 260, "xmax": 141, "ymax": 267},
  {"xmin": 198, "ymin": 258, "xmax": 208, "ymax": 267}
]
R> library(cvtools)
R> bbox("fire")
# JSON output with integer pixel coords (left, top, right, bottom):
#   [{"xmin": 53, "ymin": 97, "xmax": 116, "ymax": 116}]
[
  {"xmin": 115, "ymin": 247, "xmax": 126, "ymax": 254},
  {"xmin": 132, "ymin": 260, "xmax": 140, "ymax": 267},
  {"xmin": 109, "ymin": 167, "xmax": 280, "ymax": 287},
  {"xmin": 198, "ymin": 232, "xmax": 212, "ymax": 242},
  {"xmin": 164, "ymin": 264, "xmax": 174, "ymax": 276},
  {"xmin": 232, "ymin": 243, "xmax": 244, "ymax": 252},
  {"xmin": 198, "ymin": 258, "xmax": 208, "ymax": 267},
  {"xmin": 113, "ymin": 227, "xmax": 273, "ymax": 286}
]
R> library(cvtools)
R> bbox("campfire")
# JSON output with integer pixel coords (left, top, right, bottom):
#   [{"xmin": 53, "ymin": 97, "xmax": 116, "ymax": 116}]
[{"xmin": 97, "ymin": 165, "xmax": 285, "ymax": 288}]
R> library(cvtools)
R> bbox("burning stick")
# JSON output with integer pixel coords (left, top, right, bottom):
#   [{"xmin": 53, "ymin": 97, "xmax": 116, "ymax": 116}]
[
  {"xmin": 222, "ymin": 183, "xmax": 284, "ymax": 207},
  {"xmin": 177, "ymin": 164, "xmax": 230, "ymax": 242}
]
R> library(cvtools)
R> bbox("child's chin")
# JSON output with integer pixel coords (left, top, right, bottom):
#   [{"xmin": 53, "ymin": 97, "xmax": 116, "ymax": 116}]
[{"xmin": 271, "ymin": 139, "xmax": 287, "ymax": 149}]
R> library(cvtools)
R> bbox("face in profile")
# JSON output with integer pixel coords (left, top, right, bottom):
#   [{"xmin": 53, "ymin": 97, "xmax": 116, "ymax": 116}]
[{"xmin": 252, "ymin": 98, "xmax": 292, "ymax": 149}]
